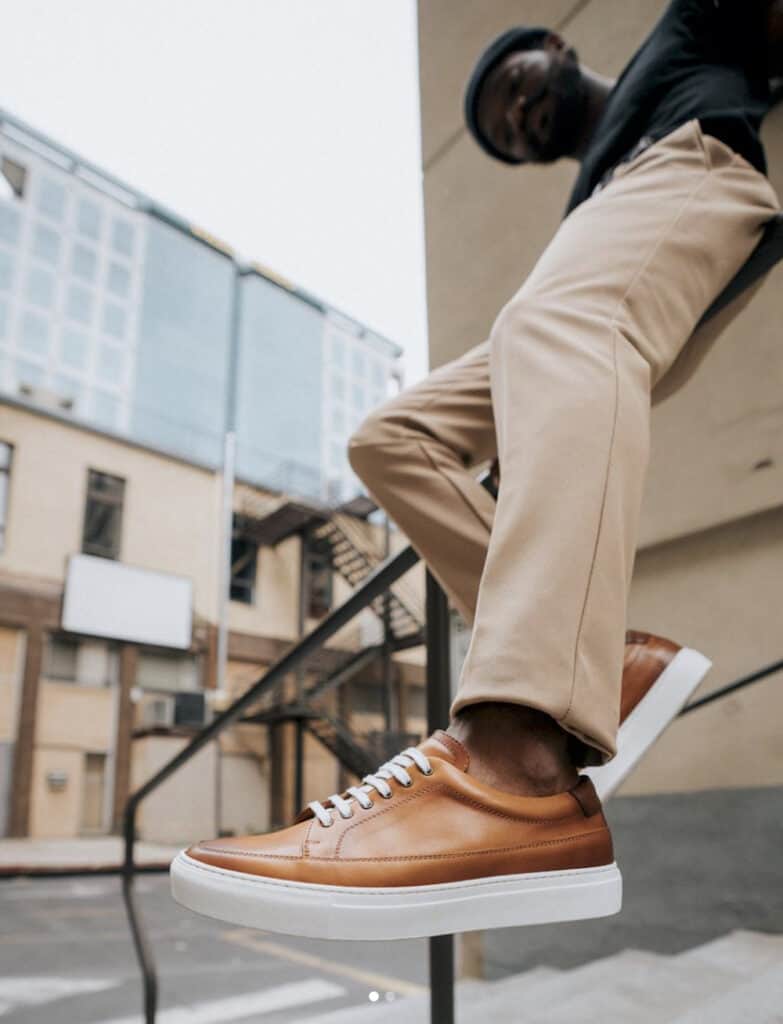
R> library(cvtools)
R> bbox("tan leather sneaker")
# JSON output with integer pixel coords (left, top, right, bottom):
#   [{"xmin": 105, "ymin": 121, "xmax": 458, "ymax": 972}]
[
  {"xmin": 586, "ymin": 631, "xmax": 711, "ymax": 799},
  {"xmin": 171, "ymin": 731, "xmax": 621, "ymax": 941}
]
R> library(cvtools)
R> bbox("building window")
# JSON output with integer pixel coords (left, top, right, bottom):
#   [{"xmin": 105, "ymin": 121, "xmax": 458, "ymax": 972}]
[
  {"xmin": 77, "ymin": 198, "xmax": 102, "ymax": 240},
  {"xmin": 111, "ymin": 219, "xmax": 135, "ymax": 257},
  {"xmin": 32, "ymin": 223, "xmax": 61, "ymax": 266},
  {"xmin": 0, "ymin": 248, "xmax": 15, "ymax": 291},
  {"xmin": 1, "ymin": 157, "xmax": 26, "ymax": 200},
  {"xmin": 0, "ymin": 442, "xmax": 12, "ymax": 551},
  {"xmin": 37, "ymin": 177, "xmax": 67, "ymax": 223},
  {"xmin": 66, "ymin": 284, "xmax": 93, "ymax": 325},
  {"xmin": 19, "ymin": 310, "xmax": 49, "ymax": 356},
  {"xmin": 230, "ymin": 517, "xmax": 258, "ymax": 604},
  {"xmin": 0, "ymin": 205, "xmax": 20, "ymax": 245},
  {"xmin": 25, "ymin": 266, "xmax": 56, "ymax": 310},
  {"xmin": 60, "ymin": 329, "xmax": 89, "ymax": 370},
  {"xmin": 43, "ymin": 634, "xmax": 79, "ymax": 682},
  {"xmin": 71, "ymin": 243, "xmax": 98, "ymax": 283},
  {"xmin": 136, "ymin": 649, "xmax": 199, "ymax": 692},
  {"xmin": 82, "ymin": 469, "xmax": 124, "ymax": 559},
  {"xmin": 42, "ymin": 634, "xmax": 118, "ymax": 686},
  {"xmin": 305, "ymin": 535, "xmax": 333, "ymax": 619},
  {"xmin": 107, "ymin": 261, "xmax": 131, "ymax": 298}
]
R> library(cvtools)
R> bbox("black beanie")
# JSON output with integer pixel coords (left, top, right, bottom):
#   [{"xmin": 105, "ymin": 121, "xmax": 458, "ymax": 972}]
[{"xmin": 463, "ymin": 26, "xmax": 550, "ymax": 164}]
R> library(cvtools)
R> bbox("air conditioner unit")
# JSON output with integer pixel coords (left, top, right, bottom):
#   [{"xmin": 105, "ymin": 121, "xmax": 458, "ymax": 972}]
[
  {"xmin": 141, "ymin": 696, "xmax": 174, "ymax": 728},
  {"xmin": 174, "ymin": 691, "xmax": 208, "ymax": 728}
]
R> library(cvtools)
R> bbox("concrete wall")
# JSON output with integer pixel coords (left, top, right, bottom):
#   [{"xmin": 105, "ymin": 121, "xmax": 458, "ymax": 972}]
[{"xmin": 417, "ymin": 1, "xmax": 783, "ymax": 790}]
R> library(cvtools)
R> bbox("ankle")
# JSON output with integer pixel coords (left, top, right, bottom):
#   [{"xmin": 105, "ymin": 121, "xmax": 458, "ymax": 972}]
[{"xmin": 446, "ymin": 702, "xmax": 579, "ymax": 797}]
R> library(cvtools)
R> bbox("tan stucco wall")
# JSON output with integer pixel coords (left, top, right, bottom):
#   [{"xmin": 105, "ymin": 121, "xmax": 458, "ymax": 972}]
[
  {"xmin": 35, "ymin": 681, "xmax": 114, "ymax": 753},
  {"xmin": 0, "ymin": 401, "xmax": 320, "ymax": 643},
  {"xmin": 0, "ymin": 402, "xmax": 222, "ymax": 623},
  {"xmin": 622, "ymin": 505, "xmax": 783, "ymax": 793},
  {"xmin": 418, "ymin": 1, "xmax": 783, "ymax": 790},
  {"xmin": 29, "ymin": 747, "xmax": 84, "ymax": 838}
]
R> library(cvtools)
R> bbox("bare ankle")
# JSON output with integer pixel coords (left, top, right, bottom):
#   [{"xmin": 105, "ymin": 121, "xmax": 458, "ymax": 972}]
[{"xmin": 446, "ymin": 701, "xmax": 579, "ymax": 797}]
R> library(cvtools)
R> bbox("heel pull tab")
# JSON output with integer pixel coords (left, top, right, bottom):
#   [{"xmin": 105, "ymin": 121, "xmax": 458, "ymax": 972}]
[{"xmin": 569, "ymin": 776, "xmax": 603, "ymax": 817}]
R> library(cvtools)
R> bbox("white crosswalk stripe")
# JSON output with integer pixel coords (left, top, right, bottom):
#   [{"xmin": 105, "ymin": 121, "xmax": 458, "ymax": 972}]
[
  {"xmin": 98, "ymin": 978, "xmax": 345, "ymax": 1024},
  {"xmin": 0, "ymin": 977, "xmax": 117, "ymax": 1016}
]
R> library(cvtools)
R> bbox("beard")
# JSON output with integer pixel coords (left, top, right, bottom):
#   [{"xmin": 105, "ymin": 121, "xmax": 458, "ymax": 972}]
[{"xmin": 525, "ymin": 48, "xmax": 587, "ymax": 163}]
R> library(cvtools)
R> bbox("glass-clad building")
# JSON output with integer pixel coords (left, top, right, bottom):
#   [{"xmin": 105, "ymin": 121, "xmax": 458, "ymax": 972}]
[{"xmin": 0, "ymin": 109, "xmax": 402, "ymax": 503}]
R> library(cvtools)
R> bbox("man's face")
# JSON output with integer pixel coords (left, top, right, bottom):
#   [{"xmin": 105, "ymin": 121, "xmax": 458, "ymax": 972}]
[{"xmin": 475, "ymin": 40, "xmax": 586, "ymax": 163}]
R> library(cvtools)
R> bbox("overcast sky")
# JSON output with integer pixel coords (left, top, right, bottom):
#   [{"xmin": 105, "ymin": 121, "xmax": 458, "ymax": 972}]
[{"xmin": 0, "ymin": 0, "xmax": 429, "ymax": 383}]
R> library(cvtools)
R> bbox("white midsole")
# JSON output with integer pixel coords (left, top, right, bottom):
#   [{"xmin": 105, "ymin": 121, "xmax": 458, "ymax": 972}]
[
  {"xmin": 585, "ymin": 646, "xmax": 712, "ymax": 801},
  {"xmin": 171, "ymin": 851, "xmax": 622, "ymax": 941}
]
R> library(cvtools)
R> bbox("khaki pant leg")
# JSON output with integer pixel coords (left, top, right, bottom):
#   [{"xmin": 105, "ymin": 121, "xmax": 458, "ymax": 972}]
[
  {"xmin": 348, "ymin": 341, "xmax": 496, "ymax": 624},
  {"xmin": 453, "ymin": 120, "xmax": 779, "ymax": 761}
]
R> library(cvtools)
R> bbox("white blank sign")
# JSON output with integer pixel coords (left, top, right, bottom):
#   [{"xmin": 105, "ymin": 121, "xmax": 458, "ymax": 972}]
[{"xmin": 62, "ymin": 554, "xmax": 192, "ymax": 649}]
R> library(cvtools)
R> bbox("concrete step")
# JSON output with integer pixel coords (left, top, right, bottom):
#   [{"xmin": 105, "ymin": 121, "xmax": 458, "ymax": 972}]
[
  {"xmin": 495, "ymin": 947, "xmax": 743, "ymax": 1023},
  {"xmin": 670, "ymin": 965, "xmax": 783, "ymax": 1024},
  {"xmin": 681, "ymin": 928, "xmax": 783, "ymax": 977},
  {"xmin": 298, "ymin": 968, "xmax": 557, "ymax": 1023},
  {"xmin": 300, "ymin": 931, "xmax": 783, "ymax": 1023}
]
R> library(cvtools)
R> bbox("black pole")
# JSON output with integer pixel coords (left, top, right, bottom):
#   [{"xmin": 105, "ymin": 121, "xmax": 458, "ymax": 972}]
[{"xmin": 425, "ymin": 571, "xmax": 455, "ymax": 1024}]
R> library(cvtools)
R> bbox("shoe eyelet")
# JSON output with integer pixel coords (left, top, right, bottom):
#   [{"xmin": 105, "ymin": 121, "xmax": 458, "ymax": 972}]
[
  {"xmin": 364, "ymin": 800, "xmax": 375, "ymax": 810},
  {"xmin": 381, "ymin": 791, "xmax": 392, "ymax": 800},
  {"xmin": 422, "ymin": 767, "xmax": 434, "ymax": 776},
  {"xmin": 402, "ymin": 779, "xmax": 413, "ymax": 788}
]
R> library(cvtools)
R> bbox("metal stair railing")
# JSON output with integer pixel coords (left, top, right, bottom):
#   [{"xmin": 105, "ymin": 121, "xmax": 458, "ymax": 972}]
[{"xmin": 314, "ymin": 516, "xmax": 424, "ymax": 642}]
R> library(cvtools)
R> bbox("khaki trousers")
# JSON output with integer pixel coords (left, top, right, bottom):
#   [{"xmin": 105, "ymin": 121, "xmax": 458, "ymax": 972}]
[{"xmin": 348, "ymin": 120, "xmax": 778, "ymax": 761}]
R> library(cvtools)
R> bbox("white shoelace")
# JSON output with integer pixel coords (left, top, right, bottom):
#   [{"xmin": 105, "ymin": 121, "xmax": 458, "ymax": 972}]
[{"xmin": 307, "ymin": 746, "xmax": 433, "ymax": 827}]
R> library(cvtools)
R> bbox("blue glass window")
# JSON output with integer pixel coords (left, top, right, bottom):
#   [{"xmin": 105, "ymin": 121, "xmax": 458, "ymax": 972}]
[
  {"xmin": 60, "ymin": 329, "xmax": 89, "ymax": 370},
  {"xmin": 25, "ymin": 267, "xmax": 56, "ymax": 310},
  {"xmin": 77, "ymin": 198, "xmax": 102, "ymax": 240},
  {"xmin": 107, "ymin": 262, "xmax": 131, "ymax": 298},
  {"xmin": 32, "ymin": 223, "xmax": 61, "ymax": 266},
  {"xmin": 38, "ymin": 178, "xmax": 67, "ymax": 222},
  {"xmin": 66, "ymin": 285, "xmax": 93, "ymax": 325},
  {"xmin": 20, "ymin": 311, "xmax": 49, "ymax": 355},
  {"xmin": 102, "ymin": 302, "xmax": 126, "ymax": 339},
  {"xmin": 97, "ymin": 344, "xmax": 124, "ymax": 384},
  {"xmin": 111, "ymin": 219, "xmax": 134, "ymax": 257},
  {"xmin": 0, "ymin": 249, "xmax": 14, "ymax": 291},
  {"xmin": 71, "ymin": 243, "xmax": 98, "ymax": 283},
  {"xmin": 0, "ymin": 205, "xmax": 20, "ymax": 245},
  {"xmin": 93, "ymin": 389, "xmax": 119, "ymax": 428}
]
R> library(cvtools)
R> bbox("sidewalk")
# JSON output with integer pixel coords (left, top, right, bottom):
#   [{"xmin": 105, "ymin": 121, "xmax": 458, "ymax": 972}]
[{"xmin": 0, "ymin": 836, "xmax": 181, "ymax": 876}]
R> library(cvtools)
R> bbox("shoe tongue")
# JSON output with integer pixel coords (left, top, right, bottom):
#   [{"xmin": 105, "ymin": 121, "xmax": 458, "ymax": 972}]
[{"xmin": 417, "ymin": 730, "xmax": 470, "ymax": 772}]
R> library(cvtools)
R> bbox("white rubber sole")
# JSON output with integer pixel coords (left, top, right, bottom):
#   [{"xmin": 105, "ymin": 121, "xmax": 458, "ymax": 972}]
[
  {"xmin": 585, "ymin": 647, "xmax": 712, "ymax": 801},
  {"xmin": 170, "ymin": 852, "xmax": 622, "ymax": 941}
]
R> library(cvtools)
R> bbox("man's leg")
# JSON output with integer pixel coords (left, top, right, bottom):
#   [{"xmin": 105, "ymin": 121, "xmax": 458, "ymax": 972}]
[
  {"xmin": 452, "ymin": 119, "xmax": 779, "ymax": 768},
  {"xmin": 348, "ymin": 341, "xmax": 496, "ymax": 625}
]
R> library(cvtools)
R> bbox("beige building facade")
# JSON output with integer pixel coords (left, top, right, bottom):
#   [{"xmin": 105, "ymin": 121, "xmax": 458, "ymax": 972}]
[
  {"xmin": 0, "ymin": 398, "xmax": 426, "ymax": 841},
  {"xmin": 417, "ymin": 0, "xmax": 783, "ymax": 793}
]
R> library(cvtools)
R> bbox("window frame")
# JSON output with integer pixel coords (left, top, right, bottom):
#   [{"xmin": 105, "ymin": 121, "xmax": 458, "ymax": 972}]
[{"xmin": 81, "ymin": 468, "xmax": 125, "ymax": 560}]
